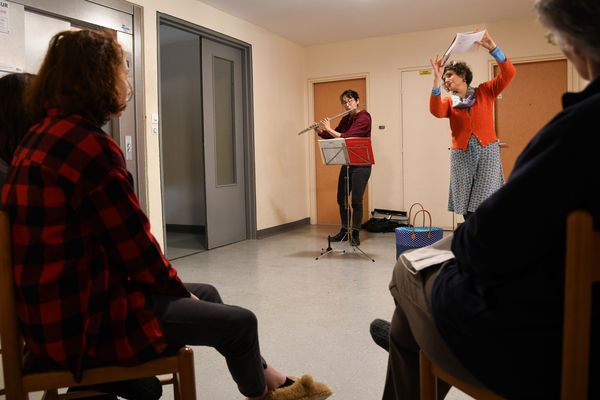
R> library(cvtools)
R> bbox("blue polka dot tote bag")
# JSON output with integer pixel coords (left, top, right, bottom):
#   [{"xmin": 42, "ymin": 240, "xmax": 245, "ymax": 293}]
[{"xmin": 395, "ymin": 208, "xmax": 443, "ymax": 259}]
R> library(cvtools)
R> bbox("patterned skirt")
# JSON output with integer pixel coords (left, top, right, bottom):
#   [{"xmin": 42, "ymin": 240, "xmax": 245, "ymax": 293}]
[{"xmin": 448, "ymin": 134, "xmax": 504, "ymax": 215}]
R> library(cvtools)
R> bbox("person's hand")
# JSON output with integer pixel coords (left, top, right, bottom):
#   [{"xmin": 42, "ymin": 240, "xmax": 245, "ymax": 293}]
[
  {"xmin": 320, "ymin": 117, "xmax": 331, "ymax": 132},
  {"xmin": 475, "ymin": 29, "xmax": 497, "ymax": 51},
  {"xmin": 430, "ymin": 54, "xmax": 444, "ymax": 87}
]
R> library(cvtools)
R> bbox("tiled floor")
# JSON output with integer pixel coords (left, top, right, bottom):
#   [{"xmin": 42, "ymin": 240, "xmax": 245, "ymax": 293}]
[
  {"xmin": 1, "ymin": 225, "xmax": 472, "ymax": 399},
  {"xmin": 162, "ymin": 225, "xmax": 472, "ymax": 399}
]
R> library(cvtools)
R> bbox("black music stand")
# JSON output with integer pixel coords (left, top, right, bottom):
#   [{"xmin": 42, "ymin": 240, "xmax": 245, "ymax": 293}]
[{"xmin": 316, "ymin": 138, "xmax": 375, "ymax": 262}]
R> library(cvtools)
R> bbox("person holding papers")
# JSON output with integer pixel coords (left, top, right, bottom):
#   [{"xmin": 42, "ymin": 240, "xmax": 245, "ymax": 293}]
[
  {"xmin": 429, "ymin": 30, "xmax": 516, "ymax": 221},
  {"xmin": 315, "ymin": 89, "xmax": 372, "ymax": 246},
  {"xmin": 382, "ymin": 2, "xmax": 600, "ymax": 398}
]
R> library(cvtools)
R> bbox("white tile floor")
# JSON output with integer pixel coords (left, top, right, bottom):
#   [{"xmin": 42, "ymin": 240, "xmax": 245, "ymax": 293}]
[{"xmin": 1, "ymin": 225, "xmax": 472, "ymax": 399}]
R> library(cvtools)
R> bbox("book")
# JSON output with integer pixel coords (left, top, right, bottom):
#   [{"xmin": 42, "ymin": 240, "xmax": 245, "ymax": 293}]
[
  {"xmin": 442, "ymin": 30, "xmax": 486, "ymax": 65},
  {"xmin": 399, "ymin": 235, "xmax": 454, "ymax": 275}
]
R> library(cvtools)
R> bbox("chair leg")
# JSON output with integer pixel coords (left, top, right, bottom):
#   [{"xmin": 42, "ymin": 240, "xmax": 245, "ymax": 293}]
[
  {"xmin": 419, "ymin": 351, "xmax": 437, "ymax": 400},
  {"xmin": 178, "ymin": 347, "xmax": 197, "ymax": 400}
]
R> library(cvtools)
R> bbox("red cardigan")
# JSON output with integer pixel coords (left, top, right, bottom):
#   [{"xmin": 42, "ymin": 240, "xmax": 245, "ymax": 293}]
[{"xmin": 430, "ymin": 59, "xmax": 516, "ymax": 149}]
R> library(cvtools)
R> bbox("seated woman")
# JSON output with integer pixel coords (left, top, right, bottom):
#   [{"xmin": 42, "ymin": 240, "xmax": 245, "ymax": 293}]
[
  {"xmin": 1, "ymin": 30, "xmax": 331, "ymax": 400},
  {"xmin": 382, "ymin": 0, "xmax": 600, "ymax": 398}
]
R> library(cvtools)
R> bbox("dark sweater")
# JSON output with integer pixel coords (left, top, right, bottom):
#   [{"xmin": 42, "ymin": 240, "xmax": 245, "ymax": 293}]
[{"xmin": 432, "ymin": 76, "xmax": 600, "ymax": 399}]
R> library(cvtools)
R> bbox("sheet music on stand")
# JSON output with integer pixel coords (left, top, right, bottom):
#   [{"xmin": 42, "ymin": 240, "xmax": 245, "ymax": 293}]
[{"xmin": 318, "ymin": 138, "xmax": 349, "ymax": 166}]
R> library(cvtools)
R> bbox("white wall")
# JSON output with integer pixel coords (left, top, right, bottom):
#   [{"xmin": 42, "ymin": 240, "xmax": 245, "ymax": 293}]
[
  {"xmin": 304, "ymin": 17, "xmax": 563, "ymax": 219},
  {"xmin": 131, "ymin": 0, "xmax": 307, "ymax": 244}
]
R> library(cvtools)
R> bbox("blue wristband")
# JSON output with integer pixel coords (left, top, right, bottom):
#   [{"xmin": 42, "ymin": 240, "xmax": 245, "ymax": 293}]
[
  {"xmin": 432, "ymin": 86, "xmax": 441, "ymax": 96},
  {"xmin": 490, "ymin": 47, "xmax": 506, "ymax": 62}
]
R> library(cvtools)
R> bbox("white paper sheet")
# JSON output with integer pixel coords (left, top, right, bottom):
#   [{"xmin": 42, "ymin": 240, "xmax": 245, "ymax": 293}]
[{"xmin": 442, "ymin": 30, "xmax": 486, "ymax": 64}]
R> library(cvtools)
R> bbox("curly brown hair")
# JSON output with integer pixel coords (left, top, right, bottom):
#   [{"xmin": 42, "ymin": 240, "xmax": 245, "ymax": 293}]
[
  {"xmin": 24, "ymin": 29, "xmax": 129, "ymax": 127},
  {"xmin": 443, "ymin": 61, "xmax": 473, "ymax": 86}
]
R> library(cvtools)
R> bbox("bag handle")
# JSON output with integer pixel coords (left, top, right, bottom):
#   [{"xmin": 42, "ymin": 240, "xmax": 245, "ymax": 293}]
[
  {"xmin": 407, "ymin": 203, "xmax": 425, "ymax": 227},
  {"xmin": 410, "ymin": 209, "xmax": 434, "ymax": 240}
]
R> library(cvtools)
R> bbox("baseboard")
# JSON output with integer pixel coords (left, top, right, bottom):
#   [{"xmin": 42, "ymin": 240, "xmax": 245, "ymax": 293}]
[{"xmin": 256, "ymin": 218, "xmax": 310, "ymax": 239}]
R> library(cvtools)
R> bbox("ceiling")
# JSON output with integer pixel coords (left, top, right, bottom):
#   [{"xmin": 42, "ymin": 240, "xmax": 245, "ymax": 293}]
[{"xmin": 194, "ymin": 0, "xmax": 537, "ymax": 46}]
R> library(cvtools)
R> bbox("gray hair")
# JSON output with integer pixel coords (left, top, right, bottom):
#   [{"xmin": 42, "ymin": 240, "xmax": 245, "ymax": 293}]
[{"xmin": 534, "ymin": 0, "xmax": 600, "ymax": 61}]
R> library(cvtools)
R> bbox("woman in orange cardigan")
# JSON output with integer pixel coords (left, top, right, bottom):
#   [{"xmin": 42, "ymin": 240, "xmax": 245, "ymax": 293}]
[{"xmin": 429, "ymin": 30, "xmax": 516, "ymax": 220}]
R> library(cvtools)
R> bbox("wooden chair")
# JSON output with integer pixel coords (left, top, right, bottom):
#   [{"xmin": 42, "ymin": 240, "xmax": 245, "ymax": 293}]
[
  {"xmin": 0, "ymin": 211, "xmax": 197, "ymax": 399},
  {"xmin": 419, "ymin": 351, "xmax": 504, "ymax": 400},
  {"xmin": 561, "ymin": 210, "xmax": 599, "ymax": 399},
  {"xmin": 419, "ymin": 210, "xmax": 599, "ymax": 400}
]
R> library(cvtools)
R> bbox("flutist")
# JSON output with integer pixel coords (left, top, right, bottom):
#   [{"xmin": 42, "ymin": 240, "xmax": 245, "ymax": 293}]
[{"xmin": 314, "ymin": 89, "xmax": 372, "ymax": 246}]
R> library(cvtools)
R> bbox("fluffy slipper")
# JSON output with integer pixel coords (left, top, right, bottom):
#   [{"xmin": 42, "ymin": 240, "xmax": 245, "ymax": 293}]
[{"xmin": 265, "ymin": 375, "xmax": 332, "ymax": 400}]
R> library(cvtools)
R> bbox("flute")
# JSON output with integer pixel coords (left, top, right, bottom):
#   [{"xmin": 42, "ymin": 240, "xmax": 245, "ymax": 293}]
[{"xmin": 297, "ymin": 108, "xmax": 356, "ymax": 135}]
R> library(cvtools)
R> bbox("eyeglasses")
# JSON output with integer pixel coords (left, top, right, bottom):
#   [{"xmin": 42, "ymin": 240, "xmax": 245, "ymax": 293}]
[
  {"xmin": 341, "ymin": 98, "xmax": 355, "ymax": 105},
  {"xmin": 544, "ymin": 31, "xmax": 557, "ymax": 46}
]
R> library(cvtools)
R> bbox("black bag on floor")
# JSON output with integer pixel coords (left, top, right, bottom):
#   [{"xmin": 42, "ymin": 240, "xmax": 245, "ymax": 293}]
[
  {"xmin": 362, "ymin": 208, "xmax": 408, "ymax": 233},
  {"xmin": 361, "ymin": 217, "xmax": 402, "ymax": 232}
]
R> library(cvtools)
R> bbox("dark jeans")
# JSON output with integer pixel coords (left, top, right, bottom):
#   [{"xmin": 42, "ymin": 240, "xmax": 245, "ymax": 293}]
[
  {"xmin": 337, "ymin": 165, "xmax": 371, "ymax": 231},
  {"xmin": 152, "ymin": 283, "xmax": 267, "ymax": 397}
]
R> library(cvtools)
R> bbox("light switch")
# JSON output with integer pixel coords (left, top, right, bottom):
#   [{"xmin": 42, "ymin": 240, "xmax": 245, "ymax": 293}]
[{"xmin": 125, "ymin": 136, "xmax": 133, "ymax": 160}]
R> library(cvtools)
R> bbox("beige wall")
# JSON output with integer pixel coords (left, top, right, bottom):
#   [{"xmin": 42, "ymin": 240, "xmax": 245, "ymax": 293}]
[
  {"xmin": 128, "ymin": 1, "xmax": 573, "ymax": 242},
  {"xmin": 304, "ymin": 17, "xmax": 564, "ymax": 220},
  {"xmin": 131, "ymin": 0, "xmax": 307, "ymax": 244}
]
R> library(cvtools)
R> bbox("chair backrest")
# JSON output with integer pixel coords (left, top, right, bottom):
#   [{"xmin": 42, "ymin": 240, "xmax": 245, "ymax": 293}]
[
  {"xmin": 0, "ymin": 210, "xmax": 27, "ymax": 398},
  {"xmin": 562, "ymin": 210, "xmax": 600, "ymax": 399}
]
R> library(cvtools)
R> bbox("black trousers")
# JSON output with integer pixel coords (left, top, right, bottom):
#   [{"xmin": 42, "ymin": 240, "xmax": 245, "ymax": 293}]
[
  {"xmin": 152, "ymin": 283, "xmax": 267, "ymax": 397},
  {"xmin": 337, "ymin": 165, "xmax": 372, "ymax": 231}
]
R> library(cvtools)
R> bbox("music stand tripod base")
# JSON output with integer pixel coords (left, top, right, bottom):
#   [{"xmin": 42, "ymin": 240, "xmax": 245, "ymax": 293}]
[
  {"xmin": 316, "ymin": 235, "xmax": 346, "ymax": 260},
  {"xmin": 316, "ymin": 231, "xmax": 375, "ymax": 262},
  {"xmin": 315, "ymin": 137, "xmax": 375, "ymax": 262}
]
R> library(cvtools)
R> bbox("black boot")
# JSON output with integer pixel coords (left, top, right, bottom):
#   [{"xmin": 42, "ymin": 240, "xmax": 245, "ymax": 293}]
[
  {"xmin": 351, "ymin": 230, "xmax": 360, "ymax": 246},
  {"xmin": 330, "ymin": 228, "xmax": 348, "ymax": 242}
]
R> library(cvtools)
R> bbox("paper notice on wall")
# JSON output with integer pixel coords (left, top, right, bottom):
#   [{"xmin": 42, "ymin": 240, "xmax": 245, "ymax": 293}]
[
  {"xmin": 0, "ymin": 1, "xmax": 10, "ymax": 34},
  {"xmin": 0, "ymin": 1, "xmax": 25, "ymax": 74}
]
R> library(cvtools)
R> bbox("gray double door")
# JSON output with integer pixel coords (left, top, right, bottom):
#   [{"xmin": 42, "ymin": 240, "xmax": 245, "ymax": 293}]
[{"xmin": 160, "ymin": 25, "xmax": 247, "ymax": 251}]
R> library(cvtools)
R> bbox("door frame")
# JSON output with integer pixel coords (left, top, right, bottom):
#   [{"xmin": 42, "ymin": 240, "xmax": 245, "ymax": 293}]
[
  {"xmin": 157, "ymin": 13, "xmax": 257, "ymax": 247},
  {"xmin": 306, "ymin": 73, "xmax": 371, "ymax": 225}
]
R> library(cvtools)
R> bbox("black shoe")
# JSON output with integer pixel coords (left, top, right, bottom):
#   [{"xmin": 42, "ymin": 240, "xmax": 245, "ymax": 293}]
[
  {"xmin": 350, "ymin": 230, "xmax": 360, "ymax": 246},
  {"xmin": 330, "ymin": 228, "xmax": 348, "ymax": 242},
  {"xmin": 370, "ymin": 318, "xmax": 391, "ymax": 351}
]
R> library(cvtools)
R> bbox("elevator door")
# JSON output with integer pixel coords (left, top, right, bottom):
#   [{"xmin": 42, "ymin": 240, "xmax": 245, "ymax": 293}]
[{"xmin": 202, "ymin": 38, "xmax": 247, "ymax": 249}]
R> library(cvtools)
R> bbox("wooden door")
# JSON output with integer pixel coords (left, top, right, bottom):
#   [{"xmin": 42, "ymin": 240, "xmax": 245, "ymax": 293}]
[
  {"xmin": 495, "ymin": 59, "xmax": 567, "ymax": 177},
  {"xmin": 314, "ymin": 79, "xmax": 368, "ymax": 225}
]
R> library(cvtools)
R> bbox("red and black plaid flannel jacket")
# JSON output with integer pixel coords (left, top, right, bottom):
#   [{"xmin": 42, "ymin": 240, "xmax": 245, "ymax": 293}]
[{"xmin": 1, "ymin": 108, "xmax": 190, "ymax": 380}]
